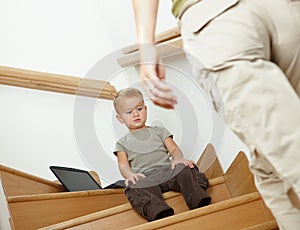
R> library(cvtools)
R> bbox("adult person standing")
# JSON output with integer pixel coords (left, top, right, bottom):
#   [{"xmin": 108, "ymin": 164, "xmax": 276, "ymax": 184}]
[{"xmin": 131, "ymin": 0, "xmax": 300, "ymax": 229}]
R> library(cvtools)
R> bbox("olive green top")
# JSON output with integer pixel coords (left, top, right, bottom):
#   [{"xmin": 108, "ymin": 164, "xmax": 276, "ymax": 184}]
[
  {"xmin": 114, "ymin": 126, "xmax": 173, "ymax": 174},
  {"xmin": 172, "ymin": 0, "xmax": 189, "ymax": 17}
]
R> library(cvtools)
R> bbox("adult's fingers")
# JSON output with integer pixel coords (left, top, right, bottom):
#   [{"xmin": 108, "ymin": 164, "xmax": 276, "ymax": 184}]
[
  {"xmin": 142, "ymin": 77, "xmax": 177, "ymax": 109},
  {"xmin": 156, "ymin": 61, "xmax": 166, "ymax": 81}
]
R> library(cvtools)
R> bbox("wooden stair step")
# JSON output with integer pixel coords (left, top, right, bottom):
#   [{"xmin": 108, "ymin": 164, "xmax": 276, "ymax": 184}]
[
  {"xmin": 0, "ymin": 164, "xmax": 103, "ymax": 197},
  {"xmin": 241, "ymin": 220, "xmax": 279, "ymax": 230},
  {"xmin": 3, "ymin": 142, "xmax": 227, "ymax": 230},
  {"xmin": 0, "ymin": 164, "xmax": 64, "ymax": 196},
  {"xmin": 224, "ymin": 152, "xmax": 257, "ymax": 198},
  {"xmin": 38, "ymin": 177, "xmax": 228, "ymax": 230},
  {"xmin": 4, "ymin": 146, "xmax": 278, "ymax": 230},
  {"xmin": 196, "ymin": 143, "xmax": 224, "ymax": 180},
  {"xmin": 7, "ymin": 189, "xmax": 128, "ymax": 230},
  {"xmin": 127, "ymin": 192, "xmax": 274, "ymax": 230}
]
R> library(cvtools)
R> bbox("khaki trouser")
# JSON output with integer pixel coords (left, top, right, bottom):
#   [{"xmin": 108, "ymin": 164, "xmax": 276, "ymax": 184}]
[{"xmin": 180, "ymin": 0, "xmax": 300, "ymax": 229}]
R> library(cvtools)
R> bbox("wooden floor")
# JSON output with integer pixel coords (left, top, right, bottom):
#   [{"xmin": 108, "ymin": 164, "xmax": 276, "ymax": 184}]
[{"xmin": 0, "ymin": 144, "xmax": 279, "ymax": 230}]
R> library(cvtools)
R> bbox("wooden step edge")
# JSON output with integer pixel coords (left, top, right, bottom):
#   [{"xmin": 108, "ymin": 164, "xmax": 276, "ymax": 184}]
[
  {"xmin": 241, "ymin": 220, "xmax": 278, "ymax": 230},
  {"xmin": 38, "ymin": 203, "xmax": 132, "ymax": 230},
  {"xmin": 0, "ymin": 164, "xmax": 63, "ymax": 189},
  {"xmin": 7, "ymin": 176, "xmax": 224, "ymax": 203},
  {"xmin": 126, "ymin": 192, "xmax": 261, "ymax": 230},
  {"xmin": 206, "ymin": 176, "xmax": 225, "ymax": 187},
  {"xmin": 122, "ymin": 27, "xmax": 181, "ymax": 54},
  {"xmin": 38, "ymin": 191, "xmax": 183, "ymax": 230},
  {"xmin": 7, "ymin": 188, "xmax": 125, "ymax": 203}
]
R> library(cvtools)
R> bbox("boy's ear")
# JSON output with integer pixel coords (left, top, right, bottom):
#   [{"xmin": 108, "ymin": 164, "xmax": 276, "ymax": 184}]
[{"xmin": 116, "ymin": 114, "xmax": 124, "ymax": 124}]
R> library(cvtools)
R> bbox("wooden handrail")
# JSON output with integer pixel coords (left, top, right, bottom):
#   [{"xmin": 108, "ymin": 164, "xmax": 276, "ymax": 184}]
[
  {"xmin": 118, "ymin": 27, "xmax": 182, "ymax": 68},
  {"xmin": 0, "ymin": 66, "xmax": 117, "ymax": 100},
  {"xmin": 122, "ymin": 27, "xmax": 181, "ymax": 54},
  {"xmin": 117, "ymin": 39, "xmax": 183, "ymax": 68},
  {"xmin": 127, "ymin": 192, "xmax": 261, "ymax": 230},
  {"xmin": 0, "ymin": 164, "xmax": 62, "ymax": 189}
]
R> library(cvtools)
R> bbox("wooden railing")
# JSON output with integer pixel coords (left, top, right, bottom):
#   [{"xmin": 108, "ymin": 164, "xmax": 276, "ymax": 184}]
[
  {"xmin": 117, "ymin": 27, "xmax": 183, "ymax": 68},
  {"xmin": 0, "ymin": 66, "xmax": 117, "ymax": 100},
  {"xmin": 0, "ymin": 28, "xmax": 182, "ymax": 96},
  {"xmin": 122, "ymin": 27, "xmax": 181, "ymax": 55}
]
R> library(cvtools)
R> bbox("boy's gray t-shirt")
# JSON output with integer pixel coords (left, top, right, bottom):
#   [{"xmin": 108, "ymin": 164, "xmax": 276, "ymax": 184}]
[{"xmin": 114, "ymin": 126, "xmax": 173, "ymax": 174}]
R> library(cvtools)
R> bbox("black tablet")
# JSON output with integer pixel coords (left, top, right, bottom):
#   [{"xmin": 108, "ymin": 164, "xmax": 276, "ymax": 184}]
[{"xmin": 50, "ymin": 166, "xmax": 102, "ymax": 192}]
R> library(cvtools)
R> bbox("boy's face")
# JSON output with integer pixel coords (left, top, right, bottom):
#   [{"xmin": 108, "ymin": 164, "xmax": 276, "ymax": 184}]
[{"xmin": 116, "ymin": 96, "xmax": 147, "ymax": 132}]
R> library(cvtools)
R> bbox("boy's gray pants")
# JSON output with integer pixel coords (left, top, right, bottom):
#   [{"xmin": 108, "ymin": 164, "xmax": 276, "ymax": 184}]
[{"xmin": 125, "ymin": 165, "xmax": 210, "ymax": 221}]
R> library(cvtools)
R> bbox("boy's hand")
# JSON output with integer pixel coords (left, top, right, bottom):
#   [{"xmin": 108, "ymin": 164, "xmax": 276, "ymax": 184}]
[
  {"xmin": 125, "ymin": 173, "xmax": 146, "ymax": 186},
  {"xmin": 172, "ymin": 158, "xmax": 195, "ymax": 169}
]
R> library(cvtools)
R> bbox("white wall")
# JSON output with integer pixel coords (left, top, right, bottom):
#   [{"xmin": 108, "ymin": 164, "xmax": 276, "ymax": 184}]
[
  {"xmin": 0, "ymin": 0, "xmax": 115, "ymax": 76},
  {"xmin": 0, "ymin": 0, "xmax": 249, "ymax": 187},
  {"xmin": 96, "ymin": 0, "xmax": 177, "ymax": 50}
]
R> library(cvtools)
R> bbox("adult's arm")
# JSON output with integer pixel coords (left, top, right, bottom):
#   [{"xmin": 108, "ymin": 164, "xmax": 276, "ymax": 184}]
[{"xmin": 132, "ymin": 0, "xmax": 177, "ymax": 109}]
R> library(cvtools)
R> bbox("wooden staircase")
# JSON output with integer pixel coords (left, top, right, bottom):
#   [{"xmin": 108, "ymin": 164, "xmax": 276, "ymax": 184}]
[
  {"xmin": 0, "ymin": 165, "xmax": 127, "ymax": 230},
  {"xmin": 39, "ymin": 176, "xmax": 227, "ymax": 230},
  {"xmin": 0, "ymin": 144, "xmax": 279, "ymax": 230}
]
